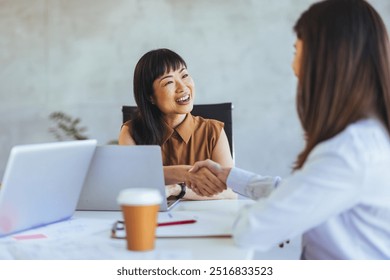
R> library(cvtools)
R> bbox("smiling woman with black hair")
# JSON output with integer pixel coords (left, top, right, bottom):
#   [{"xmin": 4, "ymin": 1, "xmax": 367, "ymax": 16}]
[{"xmin": 119, "ymin": 48, "xmax": 236, "ymax": 200}]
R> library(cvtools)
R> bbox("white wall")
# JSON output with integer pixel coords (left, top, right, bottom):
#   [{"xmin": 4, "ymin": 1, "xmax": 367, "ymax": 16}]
[{"xmin": 1, "ymin": 0, "xmax": 390, "ymax": 178}]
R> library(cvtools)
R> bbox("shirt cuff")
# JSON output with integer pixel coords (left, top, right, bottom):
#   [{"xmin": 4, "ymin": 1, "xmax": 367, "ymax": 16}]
[
  {"xmin": 227, "ymin": 167, "xmax": 282, "ymax": 199},
  {"xmin": 227, "ymin": 167, "xmax": 256, "ymax": 197}
]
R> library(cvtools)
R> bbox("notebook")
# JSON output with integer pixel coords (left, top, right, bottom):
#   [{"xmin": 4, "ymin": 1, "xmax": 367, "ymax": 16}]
[
  {"xmin": 77, "ymin": 145, "xmax": 179, "ymax": 212},
  {"xmin": 0, "ymin": 140, "xmax": 97, "ymax": 237}
]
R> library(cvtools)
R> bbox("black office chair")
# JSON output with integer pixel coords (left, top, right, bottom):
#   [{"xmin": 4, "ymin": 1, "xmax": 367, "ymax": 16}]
[{"xmin": 122, "ymin": 102, "xmax": 234, "ymax": 159}]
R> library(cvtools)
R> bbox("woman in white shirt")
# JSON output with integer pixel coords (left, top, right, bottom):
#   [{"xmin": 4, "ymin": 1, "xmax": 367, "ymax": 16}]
[{"xmin": 188, "ymin": 0, "xmax": 390, "ymax": 259}]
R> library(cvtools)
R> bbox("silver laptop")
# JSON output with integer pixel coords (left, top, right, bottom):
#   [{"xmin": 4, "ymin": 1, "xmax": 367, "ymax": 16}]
[
  {"xmin": 77, "ymin": 145, "xmax": 180, "ymax": 212},
  {"xmin": 0, "ymin": 140, "xmax": 97, "ymax": 237}
]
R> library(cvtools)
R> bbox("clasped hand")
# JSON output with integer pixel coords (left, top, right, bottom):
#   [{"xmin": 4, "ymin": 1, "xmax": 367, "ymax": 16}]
[{"xmin": 184, "ymin": 159, "xmax": 231, "ymax": 197}]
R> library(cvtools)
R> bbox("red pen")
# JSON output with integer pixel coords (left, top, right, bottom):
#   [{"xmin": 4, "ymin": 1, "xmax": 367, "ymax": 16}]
[{"xmin": 157, "ymin": 219, "xmax": 196, "ymax": 227}]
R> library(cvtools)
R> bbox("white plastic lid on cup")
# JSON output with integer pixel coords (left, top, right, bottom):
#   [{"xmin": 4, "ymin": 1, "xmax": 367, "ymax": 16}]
[{"xmin": 117, "ymin": 188, "xmax": 163, "ymax": 206}]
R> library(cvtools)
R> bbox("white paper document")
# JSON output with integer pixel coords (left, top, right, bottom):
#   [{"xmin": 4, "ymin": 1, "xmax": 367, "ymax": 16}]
[
  {"xmin": 156, "ymin": 210, "xmax": 235, "ymax": 237},
  {"xmin": 1, "ymin": 217, "xmax": 193, "ymax": 260}
]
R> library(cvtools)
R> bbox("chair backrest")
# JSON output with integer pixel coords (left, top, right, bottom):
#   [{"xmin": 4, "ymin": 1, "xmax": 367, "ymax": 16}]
[{"xmin": 122, "ymin": 102, "xmax": 234, "ymax": 159}]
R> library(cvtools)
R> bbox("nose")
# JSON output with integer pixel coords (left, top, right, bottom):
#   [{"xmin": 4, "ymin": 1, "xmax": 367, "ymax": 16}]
[{"xmin": 175, "ymin": 79, "xmax": 186, "ymax": 93}]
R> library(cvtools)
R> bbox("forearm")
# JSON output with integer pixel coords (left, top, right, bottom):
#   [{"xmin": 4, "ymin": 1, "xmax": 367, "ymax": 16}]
[{"xmin": 163, "ymin": 165, "xmax": 192, "ymax": 185}]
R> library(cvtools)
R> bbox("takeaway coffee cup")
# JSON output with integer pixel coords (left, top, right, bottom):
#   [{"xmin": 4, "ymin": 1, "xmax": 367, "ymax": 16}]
[{"xmin": 117, "ymin": 188, "xmax": 162, "ymax": 251}]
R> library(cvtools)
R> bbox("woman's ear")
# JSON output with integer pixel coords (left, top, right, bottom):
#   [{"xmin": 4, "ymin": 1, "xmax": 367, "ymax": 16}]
[{"xmin": 150, "ymin": 96, "xmax": 156, "ymax": 105}]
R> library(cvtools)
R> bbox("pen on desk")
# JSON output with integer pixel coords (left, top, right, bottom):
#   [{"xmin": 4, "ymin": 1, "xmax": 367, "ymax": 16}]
[{"xmin": 157, "ymin": 219, "xmax": 196, "ymax": 227}]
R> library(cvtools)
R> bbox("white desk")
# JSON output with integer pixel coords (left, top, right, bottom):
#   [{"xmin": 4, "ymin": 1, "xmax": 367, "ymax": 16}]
[{"xmin": 0, "ymin": 200, "xmax": 300, "ymax": 260}]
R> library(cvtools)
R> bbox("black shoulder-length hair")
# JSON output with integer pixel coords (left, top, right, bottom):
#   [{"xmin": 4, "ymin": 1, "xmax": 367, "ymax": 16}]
[
  {"xmin": 131, "ymin": 48, "xmax": 187, "ymax": 145},
  {"xmin": 293, "ymin": 0, "xmax": 390, "ymax": 170}
]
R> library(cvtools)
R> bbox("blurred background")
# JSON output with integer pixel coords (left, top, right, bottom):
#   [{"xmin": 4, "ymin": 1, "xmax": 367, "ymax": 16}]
[{"xmin": 1, "ymin": 0, "xmax": 390, "ymax": 179}]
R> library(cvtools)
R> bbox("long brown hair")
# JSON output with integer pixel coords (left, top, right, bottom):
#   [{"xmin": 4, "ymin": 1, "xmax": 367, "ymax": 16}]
[{"xmin": 293, "ymin": 0, "xmax": 390, "ymax": 170}]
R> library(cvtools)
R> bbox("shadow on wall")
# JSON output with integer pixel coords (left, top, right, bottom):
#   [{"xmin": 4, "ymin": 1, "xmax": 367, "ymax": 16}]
[{"xmin": 49, "ymin": 112, "xmax": 118, "ymax": 144}]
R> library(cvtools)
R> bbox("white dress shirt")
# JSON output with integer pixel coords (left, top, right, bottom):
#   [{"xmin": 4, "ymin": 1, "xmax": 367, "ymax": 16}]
[{"xmin": 227, "ymin": 118, "xmax": 390, "ymax": 259}]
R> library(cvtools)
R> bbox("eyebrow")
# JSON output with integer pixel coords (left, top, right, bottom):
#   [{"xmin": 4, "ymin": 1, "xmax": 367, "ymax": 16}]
[{"xmin": 159, "ymin": 67, "xmax": 187, "ymax": 82}]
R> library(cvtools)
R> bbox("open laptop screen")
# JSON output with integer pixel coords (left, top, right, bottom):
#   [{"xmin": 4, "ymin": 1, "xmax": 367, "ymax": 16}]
[
  {"xmin": 77, "ymin": 145, "xmax": 177, "ymax": 212},
  {"xmin": 0, "ymin": 140, "xmax": 97, "ymax": 237}
]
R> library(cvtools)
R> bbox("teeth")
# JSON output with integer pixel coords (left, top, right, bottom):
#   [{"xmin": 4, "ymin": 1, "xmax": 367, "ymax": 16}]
[{"xmin": 176, "ymin": 94, "xmax": 190, "ymax": 102}]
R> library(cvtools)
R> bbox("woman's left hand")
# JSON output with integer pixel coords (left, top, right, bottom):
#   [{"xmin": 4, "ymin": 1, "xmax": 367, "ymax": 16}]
[{"xmin": 165, "ymin": 184, "xmax": 181, "ymax": 198}]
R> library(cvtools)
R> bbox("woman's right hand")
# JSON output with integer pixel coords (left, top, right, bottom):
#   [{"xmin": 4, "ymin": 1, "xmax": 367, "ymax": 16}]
[{"xmin": 184, "ymin": 165, "xmax": 227, "ymax": 196}]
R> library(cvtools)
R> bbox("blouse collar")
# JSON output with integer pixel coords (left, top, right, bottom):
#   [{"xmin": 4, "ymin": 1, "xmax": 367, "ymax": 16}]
[{"xmin": 162, "ymin": 113, "xmax": 194, "ymax": 144}]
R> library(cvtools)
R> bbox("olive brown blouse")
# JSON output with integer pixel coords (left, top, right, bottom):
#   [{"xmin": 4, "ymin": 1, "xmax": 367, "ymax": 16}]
[{"xmin": 123, "ymin": 114, "xmax": 224, "ymax": 166}]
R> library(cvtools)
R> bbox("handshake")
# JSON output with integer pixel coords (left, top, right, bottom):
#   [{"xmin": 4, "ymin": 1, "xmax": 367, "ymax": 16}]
[{"xmin": 184, "ymin": 159, "xmax": 232, "ymax": 197}]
